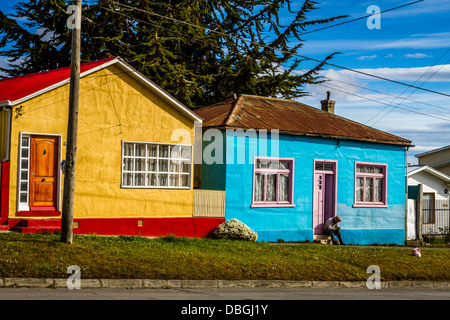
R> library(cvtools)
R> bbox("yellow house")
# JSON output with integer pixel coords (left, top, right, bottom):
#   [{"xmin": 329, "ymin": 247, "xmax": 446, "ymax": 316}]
[
  {"xmin": 0, "ymin": 57, "xmax": 223, "ymax": 236},
  {"xmin": 416, "ymin": 145, "xmax": 450, "ymax": 177}
]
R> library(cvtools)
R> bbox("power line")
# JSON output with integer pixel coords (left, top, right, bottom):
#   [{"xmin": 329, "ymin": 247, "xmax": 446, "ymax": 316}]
[
  {"xmin": 317, "ymin": 82, "xmax": 450, "ymax": 123},
  {"xmin": 322, "ymin": 75, "xmax": 450, "ymax": 112},
  {"xmin": 365, "ymin": 48, "xmax": 450, "ymax": 125},
  {"xmin": 371, "ymin": 59, "xmax": 450, "ymax": 125},
  {"xmin": 299, "ymin": 0, "xmax": 424, "ymax": 36},
  {"xmin": 107, "ymin": 1, "xmax": 450, "ymax": 98}
]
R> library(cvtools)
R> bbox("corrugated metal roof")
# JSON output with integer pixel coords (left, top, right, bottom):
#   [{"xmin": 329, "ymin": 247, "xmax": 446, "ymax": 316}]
[{"xmin": 194, "ymin": 94, "xmax": 412, "ymax": 146}]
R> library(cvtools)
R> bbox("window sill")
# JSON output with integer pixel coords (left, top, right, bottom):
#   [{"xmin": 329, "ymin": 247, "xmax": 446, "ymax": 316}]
[
  {"xmin": 251, "ymin": 203, "xmax": 295, "ymax": 208},
  {"xmin": 121, "ymin": 186, "xmax": 192, "ymax": 190},
  {"xmin": 353, "ymin": 204, "xmax": 388, "ymax": 208}
]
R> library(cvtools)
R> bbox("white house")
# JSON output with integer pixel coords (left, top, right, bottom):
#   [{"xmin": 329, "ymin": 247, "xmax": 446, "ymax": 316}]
[{"xmin": 407, "ymin": 165, "xmax": 450, "ymax": 240}]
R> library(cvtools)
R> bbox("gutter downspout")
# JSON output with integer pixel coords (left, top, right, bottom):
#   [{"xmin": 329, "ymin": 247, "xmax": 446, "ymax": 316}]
[{"xmin": 0, "ymin": 103, "xmax": 12, "ymax": 162}]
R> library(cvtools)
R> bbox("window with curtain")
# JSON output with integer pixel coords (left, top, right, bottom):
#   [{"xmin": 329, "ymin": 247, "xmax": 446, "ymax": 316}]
[
  {"xmin": 252, "ymin": 157, "xmax": 294, "ymax": 207},
  {"xmin": 354, "ymin": 162, "xmax": 387, "ymax": 207},
  {"xmin": 122, "ymin": 141, "xmax": 192, "ymax": 188}
]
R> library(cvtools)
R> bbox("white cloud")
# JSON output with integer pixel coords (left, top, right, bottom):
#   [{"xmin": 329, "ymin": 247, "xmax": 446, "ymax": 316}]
[
  {"xmin": 381, "ymin": 0, "xmax": 450, "ymax": 18},
  {"xmin": 336, "ymin": 64, "xmax": 450, "ymax": 82},
  {"xmin": 0, "ymin": 57, "xmax": 9, "ymax": 78},
  {"xmin": 375, "ymin": 32, "xmax": 450, "ymax": 50},
  {"xmin": 300, "ymin": 33, "xmax": 450, "ymax": 55},
  {"xmin": 357, "ymin": 55, "xmax": 377, "ymax": 61},
  {"xmin": 402, "ymin": 53, "xmax": 432, "ymax": 59}
]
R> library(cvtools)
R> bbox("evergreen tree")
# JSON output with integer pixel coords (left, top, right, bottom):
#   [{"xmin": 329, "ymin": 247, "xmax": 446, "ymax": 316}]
[{"xmin": 0, "ymin": 0, "xmax": 347, "ymax": 108}]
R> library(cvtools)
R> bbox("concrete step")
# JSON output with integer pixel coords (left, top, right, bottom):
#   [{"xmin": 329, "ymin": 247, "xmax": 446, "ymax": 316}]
[
  {"xmin": 9, "ymin": 226, "xmax": 60, "ymax": 234},
  {"xmin": 313, "ymin": 235, "xmax": 332, "ymax": 245}
]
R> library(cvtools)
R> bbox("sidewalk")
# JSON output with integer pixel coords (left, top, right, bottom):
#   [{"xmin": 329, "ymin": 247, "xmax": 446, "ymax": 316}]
[{"xmin": 2, "ymin": 278, "xmax": 450, "ymax": 289}]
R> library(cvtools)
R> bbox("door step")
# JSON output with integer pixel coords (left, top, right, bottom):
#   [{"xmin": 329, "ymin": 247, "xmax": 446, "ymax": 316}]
[
  {"xmin": 7, "ymin": 219, "xmax": 61, "ymax": 234},
  {"xmin": 313, "ymin": 234, "xmax": 332, "ymax": 245}
]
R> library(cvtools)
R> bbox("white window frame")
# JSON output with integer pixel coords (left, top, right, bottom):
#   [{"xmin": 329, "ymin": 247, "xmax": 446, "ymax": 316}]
[{"xmin": 121, "ymin": 141, "xmax": 193, "ymax": 189}]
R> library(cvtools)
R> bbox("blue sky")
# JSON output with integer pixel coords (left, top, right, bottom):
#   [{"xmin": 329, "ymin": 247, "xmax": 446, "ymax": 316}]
[
  {"xmin": 1, "ymin": 0, "xmax": 449, "ymax": 164},
  {"xmin": 293, "ymin": 0, "xmax": 450, "ymax": 164}
]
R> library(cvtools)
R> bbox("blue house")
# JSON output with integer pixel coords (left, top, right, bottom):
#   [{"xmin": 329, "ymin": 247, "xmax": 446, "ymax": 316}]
[{"xmin": 194, "ymin": 94, "xmax": 412, "ymax": 245}]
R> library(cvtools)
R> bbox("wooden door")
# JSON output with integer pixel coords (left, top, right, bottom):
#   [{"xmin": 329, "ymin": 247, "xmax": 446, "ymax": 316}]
[{"xmin": 29, "ymin": 136, "xmax": 58, "ymax": 210}]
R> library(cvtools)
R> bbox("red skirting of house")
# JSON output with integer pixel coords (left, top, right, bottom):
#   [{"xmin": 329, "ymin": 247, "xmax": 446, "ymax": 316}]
[{"xmin": 6, "ymin": 217, "xmax": 224, "ymax": 238}]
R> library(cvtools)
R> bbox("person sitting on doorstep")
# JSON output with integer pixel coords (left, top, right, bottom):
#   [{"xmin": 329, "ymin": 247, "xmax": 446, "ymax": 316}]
[{"xmin": 323, "ymin": 216, "xmax": 345, "ymax": 245}]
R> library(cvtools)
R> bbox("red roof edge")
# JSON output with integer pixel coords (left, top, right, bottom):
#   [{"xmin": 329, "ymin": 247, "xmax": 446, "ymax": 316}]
[{"xmin": 0, "ymin": 56, "xmax": 118, "ymax": 103}]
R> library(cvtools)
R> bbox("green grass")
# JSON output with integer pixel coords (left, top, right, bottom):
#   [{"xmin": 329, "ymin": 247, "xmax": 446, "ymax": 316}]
[{"xmin": 0, "ymin": 232, "xmax": 449, "ymax": 281}]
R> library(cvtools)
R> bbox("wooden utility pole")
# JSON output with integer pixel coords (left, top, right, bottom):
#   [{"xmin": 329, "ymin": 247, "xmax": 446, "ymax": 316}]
[{"xmin": 61, "ymin": 0, "xmax": 82, "ymax": 244}]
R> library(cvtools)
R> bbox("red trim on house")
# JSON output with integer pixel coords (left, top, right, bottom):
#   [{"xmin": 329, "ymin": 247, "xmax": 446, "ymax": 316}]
[
  {"xmin": 16, "ymin": 210, "xmax": 61, "ymax": 217},
  {"xmin": 72, "ymin": 217, "xmax": 224, "ymax": 238},
  {"xmin": 0, "ymin": 57, "xmax": 116, "ymax": 102},
  {"xmin": 0, "ymin": 162, "xmax": 10, "ymax": 224},
  {"xmin": 4, "ymin": 217, "xmax": 224, "ymax": 238}
]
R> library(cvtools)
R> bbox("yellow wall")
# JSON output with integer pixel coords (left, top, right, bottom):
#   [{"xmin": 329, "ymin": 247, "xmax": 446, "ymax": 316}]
[
  {"xmin": 8, "ymin": 64, "xmax": 196, "ymax": 218},
  {"xmin": 418, "ymin": 149, "xmax": 450, "ymax": 176}
]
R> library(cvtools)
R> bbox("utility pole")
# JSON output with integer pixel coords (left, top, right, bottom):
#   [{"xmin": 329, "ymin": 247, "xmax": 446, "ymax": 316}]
[{"xmin": 61, "ymin": 0, "xmax": 82, "ymax": 244}]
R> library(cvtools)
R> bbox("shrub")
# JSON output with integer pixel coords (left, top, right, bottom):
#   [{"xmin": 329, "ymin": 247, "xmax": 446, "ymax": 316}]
[{"xmin": 213, "ymin": 218, "xmax": 258, "ymax": 241}]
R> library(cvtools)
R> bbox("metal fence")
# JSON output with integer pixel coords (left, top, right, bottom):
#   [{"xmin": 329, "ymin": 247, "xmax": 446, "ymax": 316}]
[
  {"xmin": 193, "ymin": 189, "xmax": 226, "ymax": 218},
  {"xmin": 422, "ymin": 199, "xmax": 450, "ymax": 242}
]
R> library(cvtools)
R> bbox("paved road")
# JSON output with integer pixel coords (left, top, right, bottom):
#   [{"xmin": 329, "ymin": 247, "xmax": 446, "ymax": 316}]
[{"xmin": 2, "ymin": 287, "xmax": 447, "ymax": 318}]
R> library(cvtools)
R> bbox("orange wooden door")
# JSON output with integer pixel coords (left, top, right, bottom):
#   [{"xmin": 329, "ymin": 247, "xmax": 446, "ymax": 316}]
[{"xmin": 29, "ymin": 136, "xmax": 58, "ymax": 209}]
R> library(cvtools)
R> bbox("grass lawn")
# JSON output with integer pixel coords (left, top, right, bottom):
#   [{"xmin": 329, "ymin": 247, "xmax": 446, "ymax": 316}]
[{"xmin": 0, "ymin": 232, "xmax": 449, "ymax": 281}]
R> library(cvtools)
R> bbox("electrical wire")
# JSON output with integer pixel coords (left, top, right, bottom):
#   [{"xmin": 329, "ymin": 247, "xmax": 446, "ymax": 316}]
[
  {"xmin": 317, "ymin": 82, "xmax": 450, "ymax": 123},
  {"xmin": 371, "ymin": 59, "xmax": 450, "ymax": 125},
  {"xmin": 106, "ymin": 0, "xmax": 450, "ymax": 98},
  {"xmin": 365, "ymin": 48, "xmax": 450, "ymax": 125},
  {"xmin": 299, "ymin": 0, "xmax": 424, "ymax": 36},
  {"xmin": 321, "ymin": 75, "xmax": 450, "ymax": 112}
]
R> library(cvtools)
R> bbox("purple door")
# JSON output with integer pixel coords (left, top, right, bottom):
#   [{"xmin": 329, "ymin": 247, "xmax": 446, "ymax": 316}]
[
  {"xmin": 313, "ymin": 161, "xmax": 336, "ymax": 235},
  {"xmin": 313, "ymin": 173, "xmax": 325, "ymax": 235}
]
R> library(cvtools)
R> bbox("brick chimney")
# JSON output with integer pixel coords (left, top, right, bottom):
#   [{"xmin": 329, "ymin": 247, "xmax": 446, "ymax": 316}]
[{"xmin": 321, "ymin": 91, "xmax": 335, "ymax": 114}]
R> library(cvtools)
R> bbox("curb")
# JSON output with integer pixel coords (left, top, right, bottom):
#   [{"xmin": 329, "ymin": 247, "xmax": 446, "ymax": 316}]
[{"xmin": 1, "ymin": 278, "xmax": 450, "ymax": 289}]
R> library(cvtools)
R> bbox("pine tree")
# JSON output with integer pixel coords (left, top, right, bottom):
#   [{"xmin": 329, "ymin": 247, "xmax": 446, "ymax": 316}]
[{"xmin": 0, "ymin": 0, "xmax": 347, "ymax": 108}]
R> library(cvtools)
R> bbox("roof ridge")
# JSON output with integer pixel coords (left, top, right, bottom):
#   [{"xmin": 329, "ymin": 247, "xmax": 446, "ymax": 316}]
[
  {"xmin": 195, "ymin": 97, "xmax": 236, "ymax": 111},
  {"xmin": 225, "ymin": 95, "xmax": 247, "ymax": 126},
  {"xmin": 415, "ymin": 145, "xmax": 450, "ymax": 158},
  {"xmin": 238, "ymin": 94, "xmax": 296, "ymax": 103}
]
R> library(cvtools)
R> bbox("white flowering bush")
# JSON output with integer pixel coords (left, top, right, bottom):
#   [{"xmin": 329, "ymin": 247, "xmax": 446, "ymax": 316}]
[{"xmin": 213, "ymin": 218, "xmax": 258, "ymax": 241}]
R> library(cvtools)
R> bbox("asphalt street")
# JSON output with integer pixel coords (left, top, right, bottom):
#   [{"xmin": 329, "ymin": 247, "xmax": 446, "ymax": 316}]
[{"xmin": 1, "ymin": 287, "xmax": 447, "ymax": 319}]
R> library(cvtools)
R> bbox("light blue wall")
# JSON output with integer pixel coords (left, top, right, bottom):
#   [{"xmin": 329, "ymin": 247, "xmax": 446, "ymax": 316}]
[{"xmin": 219, "ymin": 130, "xmax": 407, "ymax": 245}]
